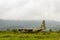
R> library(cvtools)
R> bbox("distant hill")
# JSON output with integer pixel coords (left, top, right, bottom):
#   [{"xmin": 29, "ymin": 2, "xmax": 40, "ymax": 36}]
[{"xmin": 0, "ymin": 19, "xmax": 60, "ymax": 31}]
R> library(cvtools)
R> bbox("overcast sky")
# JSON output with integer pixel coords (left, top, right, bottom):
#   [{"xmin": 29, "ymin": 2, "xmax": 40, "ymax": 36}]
[{"xmin": 0, "ymin": 0, "xmax": 60, "ymax": 21}]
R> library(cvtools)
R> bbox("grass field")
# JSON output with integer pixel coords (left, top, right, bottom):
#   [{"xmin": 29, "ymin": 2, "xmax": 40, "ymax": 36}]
[{"xmin": 0, "ymin": 31, "xmax": 60, "ymax": 40}]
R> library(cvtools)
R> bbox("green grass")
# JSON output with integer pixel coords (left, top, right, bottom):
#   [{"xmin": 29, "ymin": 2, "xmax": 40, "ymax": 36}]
[{"xmin": 0, "ymin": 31, "xmax": 60, "ymax": 40}]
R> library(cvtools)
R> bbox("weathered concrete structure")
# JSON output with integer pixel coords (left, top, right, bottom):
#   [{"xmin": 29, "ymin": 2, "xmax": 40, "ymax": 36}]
[{"xmin": 18, "ymin": 20, "xmax": 46, "ymax": 33}]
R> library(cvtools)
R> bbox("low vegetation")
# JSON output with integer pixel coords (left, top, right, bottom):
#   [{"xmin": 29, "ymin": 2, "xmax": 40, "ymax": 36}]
[{"xmin": 0, "ymin": 29, "xmax": 60, "ymax": 40}]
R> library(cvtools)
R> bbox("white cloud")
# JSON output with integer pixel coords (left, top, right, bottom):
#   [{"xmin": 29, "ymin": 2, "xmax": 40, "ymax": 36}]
[{"xmin": 0, "ymin": 0, "xmax": 60, "ymax": 21}]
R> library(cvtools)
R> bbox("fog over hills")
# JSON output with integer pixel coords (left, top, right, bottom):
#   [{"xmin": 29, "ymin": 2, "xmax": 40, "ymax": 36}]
[{"xmin": 0, "ymin": 19, "xmax": 60, "ymax": 31}]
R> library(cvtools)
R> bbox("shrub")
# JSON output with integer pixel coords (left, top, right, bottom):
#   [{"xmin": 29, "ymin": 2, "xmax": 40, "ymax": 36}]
[{"xmin": 49, "ymin": 29, "xmax": 53, "ymax": 32}]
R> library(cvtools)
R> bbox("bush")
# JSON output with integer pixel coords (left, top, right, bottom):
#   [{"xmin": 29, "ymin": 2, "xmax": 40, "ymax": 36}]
[
  {"xmin": 12, "ymin": 29, "xmax": 18, "ymax": 33},
  {"xmin": 49, "ymin": 29, "xmax": 53, "ymax": 32}
]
